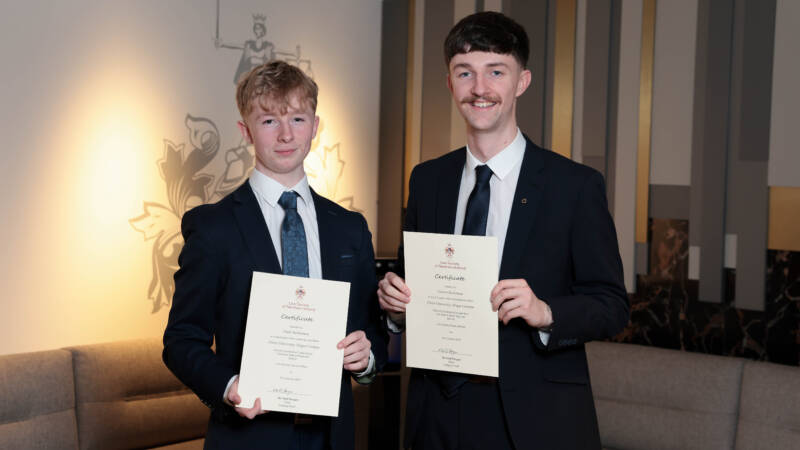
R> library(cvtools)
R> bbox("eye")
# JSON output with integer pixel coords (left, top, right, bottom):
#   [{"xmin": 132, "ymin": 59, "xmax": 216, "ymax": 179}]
[
  {"xmin": 457, "ymin": 71, "xmax": 471, "ymax": 79},
  {"xmin": 491, "ymin": 70, "xmax": 503, "ymax": 77},
  {"xmin": 292, "ymin": 117, "xmax": 306, "ymax": 123},
  {"xmin": 261, "ymin": 118, "xmax": 275, "ymax": 126}
]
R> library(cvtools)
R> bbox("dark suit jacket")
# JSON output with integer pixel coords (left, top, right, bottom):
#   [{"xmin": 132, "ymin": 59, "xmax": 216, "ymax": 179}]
[
  {"xmin": 402, "ymin": 138, "xmax": 629, "ymax": 450},
  {"xmin": 163, "ymin": 182, "xmax": 388, "ymax": 450}
]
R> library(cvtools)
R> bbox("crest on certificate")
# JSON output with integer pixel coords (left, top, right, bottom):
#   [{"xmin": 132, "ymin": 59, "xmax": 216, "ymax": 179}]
[
  {"xmin": 295, "ymin": 286, "xmax": 307, "ymax": 301},
  {"xmin": 445, "ymin": 243, "xmax": 455, "ymax": 259}
]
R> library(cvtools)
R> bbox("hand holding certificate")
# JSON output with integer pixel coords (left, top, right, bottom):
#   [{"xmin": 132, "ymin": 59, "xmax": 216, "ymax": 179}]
[
  {"xmin": 237, "ymin": 272, "xmax": 350, "ymax": 417},
  {"xmin": 404, "ymin": 231, "xmax": 498, "ymax": 377}
]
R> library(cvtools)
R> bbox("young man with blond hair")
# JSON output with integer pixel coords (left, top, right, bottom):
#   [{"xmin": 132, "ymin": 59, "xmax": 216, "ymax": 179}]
[{"xmin": 164, "ymin": 61, "xmax": 387, "ymax": 450}]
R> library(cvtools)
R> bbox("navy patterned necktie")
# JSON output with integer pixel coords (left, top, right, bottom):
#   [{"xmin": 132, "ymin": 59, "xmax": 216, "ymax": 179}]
[
  {"xmin": 463, "ymin": 164, "xmax": 493, "ymax": 236},
  {"xmin": 278, "ymin": 191, "xmax": 309, "ymax": 278}
]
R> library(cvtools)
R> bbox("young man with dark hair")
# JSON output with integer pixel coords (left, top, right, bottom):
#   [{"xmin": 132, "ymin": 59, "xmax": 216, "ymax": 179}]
[
  {"xmin": 378, "ymin": 12, "xmax": 629, "ymax": 450},
  {"xmin": 164, "ymin": 60, "xmax": 388, "ymax": 450}
]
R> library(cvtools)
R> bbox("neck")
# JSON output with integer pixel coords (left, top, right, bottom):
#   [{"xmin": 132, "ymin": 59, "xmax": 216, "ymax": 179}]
[
  {"xmin": 255, "ymin": 166, "xmax": 304, "ymax": 189},
  {"xmin": 465, "ymin": 121, "xmax": 518, "ymax": 163}
]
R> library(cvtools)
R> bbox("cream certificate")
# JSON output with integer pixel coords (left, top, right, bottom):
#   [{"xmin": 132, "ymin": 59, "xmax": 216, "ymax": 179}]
[
  {"xmin": 404, "ymin": 231, "xmax": 498, "ymax": 377},
  {"xmin": 238, "ymin": 272, "xmax": 350, "ymax": 416}
]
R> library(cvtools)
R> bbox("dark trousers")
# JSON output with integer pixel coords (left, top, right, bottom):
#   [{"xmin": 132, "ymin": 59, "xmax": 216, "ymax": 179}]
[
  {"xmin": 414, "ymin": 379, "xmax": 515, "ymax": 450},
  {"xmin": 289, "ymin": 418, "xmax": 330, "ymax": 450}
]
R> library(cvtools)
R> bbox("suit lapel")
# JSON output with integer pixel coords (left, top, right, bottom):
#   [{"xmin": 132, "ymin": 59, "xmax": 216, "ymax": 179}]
[
  {"xmin": 499, "ymin": 138, "xmax": 546, "ymax": 279},
  {"xmin": 231, "ymin": 182, "xmax": 281, "ymax": 273},
  {"xmin": 312, "ymin": 189, "xmax": 338, "ymax": 280},
  {"xmin": 435, "ymin": 149, "xmax": 467, "ymax": 234}
]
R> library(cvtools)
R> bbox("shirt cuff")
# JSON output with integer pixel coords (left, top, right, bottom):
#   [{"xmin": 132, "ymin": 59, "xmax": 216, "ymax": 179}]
[
  {"xmin": 222, "ymin": 375, "xmax": 238, "ymax": 406},
  {"xmin": 352, "ymin": 350, "xmax": 376, "ymax": 384},
  {"xmin": 386, "ymin": 314, "xmax": 405, "ymax": 333}
]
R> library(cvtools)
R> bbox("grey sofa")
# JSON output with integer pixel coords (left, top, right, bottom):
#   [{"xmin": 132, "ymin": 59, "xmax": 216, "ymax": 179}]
[
  {"xmin": 0, "ymin": 339, "xmax": 207, "ymax": 450},
  {"xmin": 0, "ymin": 337, "xmax": 372, "ymax": 450},
  {"xmin": 1, "ymin": 339, "xmax": 798, "ymax": 449},
  {"xmin": 586, "ymin": 341, "xmax": 800, "ymax": 450}
]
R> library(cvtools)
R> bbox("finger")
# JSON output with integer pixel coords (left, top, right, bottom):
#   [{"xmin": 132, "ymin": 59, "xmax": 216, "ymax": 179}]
[
  {"xmin": 343, "ymin": 339, "xmax": 370, "ymax": 359},
  {"xmin": 344, "ymin": 359, "xmax": 368, "ymax": 371},
  {"xmin": 343, "ymin": 349, "xmax": 369, "ymax": 364},
  {"xmin": 227, "ymin": 378, "xmax": 242, "ymax": 405},
  {"xmin": 342, "ymin": 338, "xmax": 370, "ymax": 356},
  {"xmin": 236, "ymin": 397, "xmax": 262, "ymax": 419},
  {"xmin": 491, "ymin": 287, "xmax": 529, "ymax": 311},
  {"xmin": 378, "ymin": 291, "xmax": 409, "ymax": 312},
  {"xmin": 491, "ymin": 279, "xmax": 528, "ymax": 298},
  {"xmin": 344, "ymin": 353, "xmax": 369, "ymax": 371},
  {"xmin": 490, "ymin": 286, "xmax": 518, "ymax": 311},
  {"xmin": 337, "ymin": 330, "xmax": 366, "ymax": 349},
  {"xmin": 379, "ymin": 278, "xmax": 411, "ymax": 303},
  {"xmin": 501, "ymin": 306, "xmax": 527, "ymax": 325},
  {"xmin": 386, "ymin": 272, "xmax": 411, "ymax": 296},
  {"xmin": 497, "ymin": 298, "xmax": 525, "ymax": 322}
]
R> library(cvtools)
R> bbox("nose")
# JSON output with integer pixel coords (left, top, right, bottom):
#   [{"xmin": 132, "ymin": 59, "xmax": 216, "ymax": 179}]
[
  {"xmin": 471, "ymin": 73, "xmax": 489, "ymax": 97},
  {"xmin": 278, "ymin": 122, "xmax": 293, "ymax": 143}
]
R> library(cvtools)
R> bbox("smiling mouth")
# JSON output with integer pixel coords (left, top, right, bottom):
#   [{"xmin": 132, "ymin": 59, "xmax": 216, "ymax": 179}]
[{"xmin": 465, "ymin": 98, "xmax": 498, "ymax": 109}]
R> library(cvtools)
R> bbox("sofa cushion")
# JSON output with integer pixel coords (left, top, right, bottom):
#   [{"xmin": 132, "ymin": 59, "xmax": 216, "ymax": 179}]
[
  {"xmin": 150, "ymin": 437, "xmax": 205, "ymax": 449},
  {"xmin": 0, "ymin": 349, "xmax": 79, "ymax": 449},
  {"xmin": 68, "ymin": 338, "xmax": 208, "ymax": 450},
  {"xmin": 735, "ymin": 360, "xmax": 800, "ymax": 449},
  {"xmin": 586, "ymin": 341, "xmax": 744, "ymax": 450}
]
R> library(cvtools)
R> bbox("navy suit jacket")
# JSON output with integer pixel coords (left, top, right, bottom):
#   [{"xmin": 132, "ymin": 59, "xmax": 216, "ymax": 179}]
[
  {"xmin": 163, "ymin": 182, "xmax": 388, "ymax": 450},
  {"xmin": 401, "ymin": 138, "xmax": 629, "ymax": 450}
]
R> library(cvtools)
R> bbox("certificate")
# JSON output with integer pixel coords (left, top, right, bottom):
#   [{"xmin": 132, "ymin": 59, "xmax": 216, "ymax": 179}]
[
  {"xmin": 237, "ymin": 272, "xmax": 350, "ymax": 416},
  {"xmin": 404, "ymin": 231, "xmax": 498, "ymax": 377}
]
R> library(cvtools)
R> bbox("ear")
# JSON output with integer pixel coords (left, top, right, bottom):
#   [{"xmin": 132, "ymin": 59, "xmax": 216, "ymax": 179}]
[
  {"xmin": 516, "ymin": 69, "xmax": 532, "ymax": 97},
  {"xmin": 312, "ymin": 115, "xmax": 320, "ymax": 140},
  {"xmin": 237, "ymin": 120, "xmax": 253, "ymax": 145},
  {"xmin": 446, "ymin": 72, "xmax": 453, "ymax": 92}
]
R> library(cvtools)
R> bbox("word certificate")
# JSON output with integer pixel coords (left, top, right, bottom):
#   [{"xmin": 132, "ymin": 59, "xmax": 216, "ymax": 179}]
[
  {"xmin": 238, "ymin": 272, "xmax": 350, "ymax": 416},
  {"xmin": 404, "ymin": 231, "xmax": 498, "ymax": 377}
]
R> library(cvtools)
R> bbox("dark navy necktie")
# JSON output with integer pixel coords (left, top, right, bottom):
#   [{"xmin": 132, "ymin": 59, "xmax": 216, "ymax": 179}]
[
  {"xmin": 435, "ymin": 164, "xmax": 493, "ymax": 398},
  {"xmin": 278, "ymin": 191, "xmax": 309, "ymax": 278},
  {"xmin": 463, "ymin": 164, "xmax": 493, "ymax": 236}
]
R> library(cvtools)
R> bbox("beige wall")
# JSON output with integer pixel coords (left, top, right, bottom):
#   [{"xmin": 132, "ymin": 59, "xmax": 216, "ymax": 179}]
[{"xmin": 0, "ymin": 0, "xmax": 381, "ymax": 355}]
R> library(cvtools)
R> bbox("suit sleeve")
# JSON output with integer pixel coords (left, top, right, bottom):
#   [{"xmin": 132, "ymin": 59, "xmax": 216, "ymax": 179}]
[
  {"xmin": 162, "ymin": 209, "xmax": 236, "ymax": 411},
  {"xmin": 534, "ymin": 171, "xmax": 630, "ymax": 351},
  {"xmin": 351, "ymin": 215, "xmax": 389, "ymax": 383},
  {"xmin": 395, "ymin": 165, "xmax": 421, "ymax": 279}
]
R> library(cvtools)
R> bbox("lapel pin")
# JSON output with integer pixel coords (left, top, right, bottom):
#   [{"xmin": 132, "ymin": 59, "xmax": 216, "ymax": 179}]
[{"xmin": 521, "ymin": 198, "xmax": 527, "ymax": 204}]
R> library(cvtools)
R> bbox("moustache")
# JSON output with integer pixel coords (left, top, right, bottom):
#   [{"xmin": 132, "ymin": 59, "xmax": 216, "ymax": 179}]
[
  {"xmin": 461, "ymin": 96, "xmax": 501, "ymax": 104},
  {"xmin": 461, "ymin": 97, "xmax": 500, "ymax": 103}
]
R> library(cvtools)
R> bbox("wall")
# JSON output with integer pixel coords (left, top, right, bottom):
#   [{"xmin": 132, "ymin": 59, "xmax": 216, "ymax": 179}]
[
  {"xmin": 0, "ymin": 0, "xmax": 382, "ymax": 355},
  {"xmin": 377, "ymin": 0, "xmax": 799, "ymax": 365}
]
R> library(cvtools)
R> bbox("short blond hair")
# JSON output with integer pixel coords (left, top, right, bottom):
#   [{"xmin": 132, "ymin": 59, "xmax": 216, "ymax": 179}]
[{"xmin": 235, "ymin": 61, "xmax": 318, "ymax": 118}]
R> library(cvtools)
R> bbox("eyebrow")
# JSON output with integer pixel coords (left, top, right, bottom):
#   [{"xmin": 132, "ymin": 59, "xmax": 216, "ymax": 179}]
[{"xmin": 452, "ymin": 61, "xmax": 510, "ymax": 71}]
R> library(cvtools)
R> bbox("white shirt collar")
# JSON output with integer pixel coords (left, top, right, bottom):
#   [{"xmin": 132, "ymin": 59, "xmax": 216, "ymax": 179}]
[
  {"xmin": 465, "ymin": 129, "xmax": 526, "ymax": 180},
  {"xmin": 249, "ymin": 169, "xmax": 313, "ymax": 208}
]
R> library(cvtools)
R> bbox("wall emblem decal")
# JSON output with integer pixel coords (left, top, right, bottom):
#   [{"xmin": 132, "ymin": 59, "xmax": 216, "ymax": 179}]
[
  {"xmin": 131, "ymin": 6, "xmax": 362, "ymax": 314},
  {"xmin": 130, "ymin": 113, "xmax": 360, "ymax": 313},
  {"xmin": 214, "ymin": 5, "xmax": 313, "ymax": 82}
]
